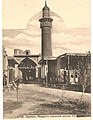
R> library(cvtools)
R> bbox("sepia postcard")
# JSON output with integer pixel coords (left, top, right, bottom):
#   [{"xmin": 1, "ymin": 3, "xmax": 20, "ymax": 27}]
[{"xmin": 2, "ymin": 0, "xmax": 91, "ymax": 120}]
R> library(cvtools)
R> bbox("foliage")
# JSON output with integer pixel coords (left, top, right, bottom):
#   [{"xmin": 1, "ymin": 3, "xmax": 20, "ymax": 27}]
[{"xmin": 76, "ymin": 52, "xmax": 91, "ymax": 92}]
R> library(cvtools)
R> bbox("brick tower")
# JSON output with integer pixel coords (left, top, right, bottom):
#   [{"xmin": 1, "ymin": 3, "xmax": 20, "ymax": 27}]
[{"xmin": 39, "ymin": 0, "xmax": 53, "ymax": 59}]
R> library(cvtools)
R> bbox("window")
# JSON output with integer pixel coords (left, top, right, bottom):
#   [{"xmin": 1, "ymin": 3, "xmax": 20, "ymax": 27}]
[
  {"xmin": 71, "ymin": 75, "xmax": 73, "ymax": 78},
  {"xmin": 26, "ymin": 51, "xmax": 28, "ymax": 55}
]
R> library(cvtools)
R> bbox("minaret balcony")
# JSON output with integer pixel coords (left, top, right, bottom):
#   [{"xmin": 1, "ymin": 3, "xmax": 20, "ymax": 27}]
[
  {"xmin": 40, "ymin": 22, "xmax": 52, "ymax": 28},
  {"xmin": 39, "ymin": 18, "xmax": 53, "ymax": 22}
]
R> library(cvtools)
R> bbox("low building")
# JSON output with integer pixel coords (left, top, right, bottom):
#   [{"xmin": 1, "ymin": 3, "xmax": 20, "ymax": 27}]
[
  {"xmin": 38, "ymin": 57, "xmax": 56, "ymax": 86},
  {"xmin": 38, "ymin": 52, "xmax": 91, "ymax": 90},
  {"xmin": 56, "ymin": 53, "xmax": 91, "ymax": 85},
  {"xmin": 8, "ymin": 56, "xmax": 19, "ymax": 83},
  {"xmin": 4, "ymin": 49, "xmax": 41, "ymax": 84}
]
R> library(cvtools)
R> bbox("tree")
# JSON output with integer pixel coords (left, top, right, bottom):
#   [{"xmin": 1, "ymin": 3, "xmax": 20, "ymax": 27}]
[
  {"xmin": 77, "ymin": 53, "xmax": 91, "ymax": 93},
  {"xmin": 76, "ymin": 53, "xmax": 91, "ymax": 106}
]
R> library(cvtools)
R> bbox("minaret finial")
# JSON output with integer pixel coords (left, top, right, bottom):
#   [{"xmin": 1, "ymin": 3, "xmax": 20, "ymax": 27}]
[{"xmin": 45, "ymin": 0, "xmax": 47, "ymax": 6}]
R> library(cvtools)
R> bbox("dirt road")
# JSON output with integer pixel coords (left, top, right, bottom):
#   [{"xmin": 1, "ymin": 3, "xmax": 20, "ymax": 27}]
[{"xmin": 3, "ymin": 84, "xmax": 91, "ymax": 118}]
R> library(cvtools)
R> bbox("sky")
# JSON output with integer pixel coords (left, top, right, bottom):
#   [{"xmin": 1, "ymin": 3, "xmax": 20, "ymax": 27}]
[{"xmin": 2, "ymin": 0, "xmax": 91, "ymax": 56}]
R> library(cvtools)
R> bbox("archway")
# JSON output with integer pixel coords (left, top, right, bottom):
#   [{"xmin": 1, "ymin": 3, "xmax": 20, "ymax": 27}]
[{"xmin": 18, "ymin": 57, "xmax": 37, "ymax": 82}]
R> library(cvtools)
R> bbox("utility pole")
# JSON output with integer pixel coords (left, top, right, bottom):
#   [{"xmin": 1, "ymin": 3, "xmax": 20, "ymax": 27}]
[
  {"xmin": 17, "ymin": 85, "xmax": 18, "ymax": 102},
  {"xmin": 16, "ymin": 80, "xmax": 20, "ymax": 102}
]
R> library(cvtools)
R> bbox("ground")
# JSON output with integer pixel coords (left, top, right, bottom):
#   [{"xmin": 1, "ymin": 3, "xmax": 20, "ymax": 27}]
[{"xmin": 3, "ymin": 84, "xmax": 91, "ymax": 119}]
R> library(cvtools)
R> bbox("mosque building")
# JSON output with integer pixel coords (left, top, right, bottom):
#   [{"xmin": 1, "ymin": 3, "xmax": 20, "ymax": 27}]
[
  {"xmin": 38, "ymin": 1, "xmax": 91, "ymax": 88},
  {"xmin": 3, "ymin": 1, "xmax": 91, "ymax": 92}
]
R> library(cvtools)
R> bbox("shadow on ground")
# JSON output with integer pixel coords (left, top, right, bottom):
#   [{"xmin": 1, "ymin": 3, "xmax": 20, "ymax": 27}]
[{"xmin": 3, "ymin": 100, "xmax": 23, "ymax": 114}]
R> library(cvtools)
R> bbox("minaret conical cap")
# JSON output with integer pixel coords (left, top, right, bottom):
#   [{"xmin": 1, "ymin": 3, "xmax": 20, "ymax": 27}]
[{"xmin": 42, "ymin": 0, "xmax": 50, "ymax": 10}]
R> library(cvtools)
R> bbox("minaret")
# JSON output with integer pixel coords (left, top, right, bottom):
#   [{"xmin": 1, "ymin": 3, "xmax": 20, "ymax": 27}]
[{"xmin": 39, "ymin": 0, "xmax": 53, "ymax": 59}]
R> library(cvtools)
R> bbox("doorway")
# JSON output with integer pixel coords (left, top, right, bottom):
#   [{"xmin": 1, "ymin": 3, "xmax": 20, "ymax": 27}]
[{"xmin": 18, "ymin": 57, "xmax": 37, "ymax": 82}]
